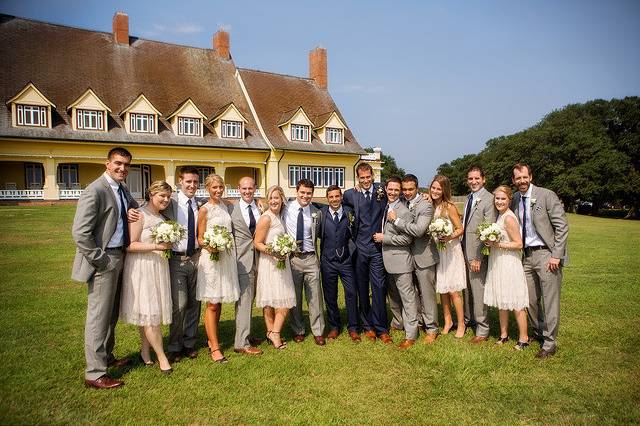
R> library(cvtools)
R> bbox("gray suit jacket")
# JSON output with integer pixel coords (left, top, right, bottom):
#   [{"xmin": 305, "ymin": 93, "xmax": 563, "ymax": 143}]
[
  {"xmin": 381, "ymin": 202, "xmax": 414, "ymax": 274},
  {"xmin": 463, "ymin": 187, "xmax": 497, "ymax": 262},
  {"xmin": 393, "ymin": 197, "xmax": 439, "ymax": 269},
  {"xmin": 71, "ymin": 175, "xmax": 138, "ymax": 282},
  {"xmin": 227, "ymin": 202, "xmax": 257, "ymax": 275},
  {"xmin": 512, "ymin": 185, "xmax": 569, "ymax": 263}
]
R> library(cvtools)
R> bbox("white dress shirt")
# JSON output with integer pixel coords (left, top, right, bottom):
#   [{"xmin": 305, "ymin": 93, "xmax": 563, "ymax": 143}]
[
  {"xmin": 285, "ymin": 200, "xmax": 314, "ymax": 252},
  {"xmin": 329, "ymin": 206, "xmax": 344, "ymax": 222},
  {"xmin": 383, "ymin": 199, "xmax": 400, "ymax": 232},
  {"xmin": 520, "ymin": 184, "xmax": 545, "ymax": 248},
  {"xmin": 173, "ymin": 191, "xmax": 199, "ymax": 252},
  {"xmin": 239, "ymin": 198, "xmax": 261, "ymax": 229},
  {"xmin": 104, "ymin": 172, "xmax": 128, "ymax": 248}
]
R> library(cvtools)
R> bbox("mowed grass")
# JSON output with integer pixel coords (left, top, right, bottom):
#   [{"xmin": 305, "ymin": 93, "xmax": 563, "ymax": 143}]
[{"xmin": 0, "ymin": 206, "xmax": 638, "ymax": 425}]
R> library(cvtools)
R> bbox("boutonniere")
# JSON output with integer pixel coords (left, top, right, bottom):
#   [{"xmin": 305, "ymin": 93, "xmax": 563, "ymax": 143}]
[
  {"xmin": 530, "ymin": 198, "xmax": 537, "ymax": 206},
  {"xmin": 347, "ymin": 211, "xmax": 355, "ymax": 226},
  {"xmin": 311, "ymin": 212, "xmax": 318, "ymax": 220},
  {"xmin": 473, "ymin": 198, "xmax": 481, "ymax": 208},
  {"xmin": 375, "ymin": 186, "xmax": 385, "ymax": 201}
]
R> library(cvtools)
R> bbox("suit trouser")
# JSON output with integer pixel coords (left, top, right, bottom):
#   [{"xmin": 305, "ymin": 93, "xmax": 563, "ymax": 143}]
[
  {"xmin": 524, "ymin": 249, "xmax": 562, "ymax": 351},
  {"xmin": 387, "ymin": 272, "xmax": 419, "ymax": 340},
  {"xmin": 321, "ymin": 256, "xmax": 358, "ymax": 332},
  {"xmin": 84, "ymin": 250, "xmax": 124, "ymax": 380},
  {"xmin": 234, "ymin": 270, "xmax": 256, "ymax": 349},
  {"xmin": 415, "ymin": 265, "xmax": 439, "ymax": 334},
  {"xmin": 168, "ymin": 255, "xmax": 201, "ymax": 352},
  {"xmin": 354, "ymin": 249, "xmax": 388, "ymax": 335},
  {"xmin": 387, "ymin": 277, "xmax": 404, "ymax": 330},
  {"xmin": 289, "ymin": 253, "xmax": 325, "ymax": 336},
  {"xmin": 464, "ymin": 259, "xmax": 490, "ymax": 337}
]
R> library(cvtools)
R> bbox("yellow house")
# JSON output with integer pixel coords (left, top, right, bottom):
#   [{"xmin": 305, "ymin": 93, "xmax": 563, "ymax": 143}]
[{"xmin": 0, "ymin": 12, "xmax": 380, "ymax": 201}]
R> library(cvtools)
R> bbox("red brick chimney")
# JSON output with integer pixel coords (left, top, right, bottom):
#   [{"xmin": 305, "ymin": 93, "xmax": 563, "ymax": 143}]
[
  {"xmin": 112, "ymin": 11, "xmax": 129, "ymax": 45},
  {"xmin": 213, "ymin": 30, "xmax": 230, "ymax": 60},
  {"xmin": 309, "ymin": 47, "xmax": 327, "ymax": 89}
]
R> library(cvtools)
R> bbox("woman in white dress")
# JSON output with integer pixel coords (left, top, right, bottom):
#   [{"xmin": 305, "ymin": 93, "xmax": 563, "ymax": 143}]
[
  {"xmin": 430, "ymin": 175, "xmax": 467, "ymax": 338},
  {"xmin": 196, "ymin": 174, "xmax": 240, "ymax": 363},
  {"xmin": 254, "ymin": 185, "xmax": 296, "ymax": 350},
  {"xmin": 120, "ymin": 181, "xmax": 174, "ymax": 374},
  {"xmin": 483, "ymin": 185, "xmax": 529, "ymax": 350}
]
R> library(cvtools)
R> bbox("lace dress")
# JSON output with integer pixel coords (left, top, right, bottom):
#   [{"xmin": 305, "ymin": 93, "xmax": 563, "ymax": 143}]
[
  {"xmin": 484, "ymin": 210, "xmax": 529, "ymax": 310},
  {"xmin": 120, "ymin": 206, "xmax": 172, "ymax": 326},
  {"xmin": 196, "ymin": 202, "xmax": 240, "ymax": 304},
  {"xmin": 255, "ymin": 210, "xmax": 296, "ymax": 308},
  {"xmin": 434, "ymin": 204, "xmax": 467, "ymax": 294}
]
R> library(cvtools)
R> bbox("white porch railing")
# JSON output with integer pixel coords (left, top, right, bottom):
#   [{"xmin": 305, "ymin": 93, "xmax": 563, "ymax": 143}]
[
  {"xmin": 59, "ymin": 189, "xmax": 84, "ymax": 200},
  {"xmin": 192, "ymin": 187, "xmax": 262, "ymax": 199},
  {"xmin": 0, "ymin": 189, "xmax": 45, "ymax": 200}
]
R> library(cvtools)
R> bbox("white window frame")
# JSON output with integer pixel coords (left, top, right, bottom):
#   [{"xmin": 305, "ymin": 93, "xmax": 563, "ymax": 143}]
[
  {"xmin": 325, "ymin": 127, "xmax": 343, "ymax": 144},
  {"xmin": 288, "ymin": 166, "xmax": 301, "ymax": 187},
  {"xmin": 130, "ymin": 113, "xmax": 155, "ymax": 133},
  {"xmin": 221, "ymin": 120, "xmax": 243, "ymax": 139},
  {"xmin": 178, "ymin": 117, "xmax": 201, "ymax": 136},
  {"xmin": 57, "ymin": 163, "xmax": 79, "ymax": 187},
  {"xmin": 196, "ymin": 167, "xmax": 215, "ymax": 185},
  {"xmin": 301, "ymin": 166, "xmax": 312, "ymax": 181},
  {"xmin": 312, "ymin": 167, "xmax": 323, "ymax": 187},
  {"xmin": 25, "ymin": 162, "xmax": 44, "ymax": 188},
  {"xmin": 76, "ymin": 109, "xmax": 104, "ymax": 131},
  {"xmin": 16, "ymin": 104, "xmax": 47, "ymax": 127},
  {"xmin": 291, "ymin": 124, "xmax": 310, "ymax": 142},
  {"xmin": 334, "ymin": 167, "xmax": 345, "ymax": 188}
]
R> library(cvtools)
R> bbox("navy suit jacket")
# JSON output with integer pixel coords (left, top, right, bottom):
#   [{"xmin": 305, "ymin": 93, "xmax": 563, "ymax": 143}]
[
  {"xmin": 319, "ymin": 205, "xmax": 355, "ymax": 262},
  {"xmin": 342, "ymin": 183, "xmax": 387, "ymax": 253}
]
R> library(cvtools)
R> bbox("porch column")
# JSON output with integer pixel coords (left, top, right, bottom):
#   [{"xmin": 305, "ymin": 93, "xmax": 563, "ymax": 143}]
[
  {"xmin": 215, "ymin": 164, "xmax": 226, "ymax": 182},
  {"xmin": 42, "ymin": 157, "xmax": 59, "ymax": 200},
  {"xmin": 266, "ymin": 151, "xmax": 280, "ymax": 188},
  {"xmin": 163, "ymin": 161, "xmax": 176, "ymax": 189}
]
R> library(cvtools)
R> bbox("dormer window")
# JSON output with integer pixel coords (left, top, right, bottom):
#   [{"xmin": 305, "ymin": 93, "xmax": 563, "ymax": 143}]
[
  {"xmin": 68, "ymin": 89, "xmax": 111, "ymax": 133},
  {"xmin": 210, "ymin": 103, "xmax": 248, "ymax": 141},
  {"xmin": 76, "ymin": 109, "xmax": 105, "ymax": 131},
  {"xmin": 325, "ymin": 127, "xmax": 343, "ymax": 144},
  {"xmin": 313, "ymin": 111, "xmax": 347, "ymax": 145},
  {"xmin": 130, "ymin": 113, "xmax": 155, "ymax": 133},
  {"xmin": 221, "ymin": 120, "xmax": 243, "ymax": 139},
  {"xmin": 168, "ymin": 99, "xmax": 206, "ymax": 138},
  {"xmin": 16, "ymin": 104, "xmax": 48, "ymax": 127},
  {"xmin": 178, "ymin": 117, "xmax": 201, "ymax": 136},
  {"xmin": 291, "ymin": 124, "xmax": 310, "ymax": 142}
]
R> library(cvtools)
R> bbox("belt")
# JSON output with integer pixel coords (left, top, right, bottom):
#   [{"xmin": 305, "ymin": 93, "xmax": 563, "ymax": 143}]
[
  {"xmin": 298, "ymin": 251, "xmax": 316, "ymax": 256},
  {"xmin": 105, "ymin": 246, "xmax": 124, "ymax": 252},
  {"xmin": 524, "ymin": 245, "xmax": 549, "ymax": 255},
  {"xmin": 171, "ymin": 248, "xmax": 201, "ymax": 259}
]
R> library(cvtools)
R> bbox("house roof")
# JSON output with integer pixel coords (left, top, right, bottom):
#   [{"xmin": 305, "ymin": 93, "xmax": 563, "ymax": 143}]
[
  {"xmin": 0, "ymin": 14, "xmax": 269, "ymax": 151},
  {"xmin": 238, "ymin": 68, "xmax": 365, "ymax": 155}
]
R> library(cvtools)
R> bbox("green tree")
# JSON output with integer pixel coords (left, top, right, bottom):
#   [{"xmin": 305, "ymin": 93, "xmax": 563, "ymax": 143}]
[{"xmin": 365, "ymin": 147, "xmax": 406, "ymax": 183}]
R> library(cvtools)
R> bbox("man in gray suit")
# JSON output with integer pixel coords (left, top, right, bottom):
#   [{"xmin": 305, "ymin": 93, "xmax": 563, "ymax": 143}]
[
  {"xmin": 461, "ymin": 165, "xmax": 497, "ymax": 343},
  {"xmin": 373, "ymin": 176, "xmax": 419, "ymax": 349},
  {"xmin": 163, "ymin": 166, "xmax": 202, "ymax": 363},
  {"xmin": 227, "ymin": 176, "xmax": 263, "ymax": 355},
  {"xmin": 512, "ymin": 163, "xmax": 569, "ymax": 358},
  {"xmin": 387, "ymin": 174, "xmax": 440, "ymax": 344},
  {"xmin": 285, "ymin": 178, "xmax": 326, "ymax": 346},
  {"xmin": 71, "ymin": 147, "xmax": 138, "ymax": 389}
]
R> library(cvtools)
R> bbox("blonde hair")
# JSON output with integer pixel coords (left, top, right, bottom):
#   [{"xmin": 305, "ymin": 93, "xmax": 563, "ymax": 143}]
[
  {"xmin": 266, "ymin": 185, "xmax": 286, "ymax": 214},
  {"xmin": 204, "ymin": 174, "xmax": 224, "ymax": 189},
  {"xmin": 145, "ymin": 180, "xmax": 172, "ymax": 201},
  {"xmin": 493, "ymin": 185, "xmax": 513, "ymax": 200}
]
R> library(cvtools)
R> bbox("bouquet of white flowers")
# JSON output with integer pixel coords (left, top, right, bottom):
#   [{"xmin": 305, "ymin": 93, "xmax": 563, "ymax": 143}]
[
  {"xmin": 428, "ymin": 217, "xmax": 454, "ymax": 250},
  {"xmin": 151, "ymin": 220, "xmax": 187, "ymax": 259},
  {"xmin": 267, "ymin": 233, "xmax": 297, "ymax": 270},
  {"xmin": 476, "ymin": 221, "xmax": 503, "ymax": 255},
  {"xmin": 202, "ymin": 225, "xmax": 234, "ymax": 261}
]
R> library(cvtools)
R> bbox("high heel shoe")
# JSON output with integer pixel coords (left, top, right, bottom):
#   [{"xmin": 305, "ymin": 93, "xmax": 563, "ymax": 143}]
[
  {"xmin": 269, "ymin": 331, "xmax": 287, "ymax": 350},
  {"xmin": 454, "ymin": 326, "xmax": 466, "ymax": 339},
  {"xmin": 494, "ymin": 337, "xmax": 509, "ymax": 346},
  {"xmin": 266, "ymin": 330, "xmax": 273, "ymax": 345},
  {"xmin": 210, "ymin": 348, "xmax": 229, "ymax": 363},
  {"xmin": 139, "ymin": 353, "xmax": 154, "ymax": 366},
  {"xmin": 160, "ymin": 367, "xmax": 173, "ymax": 375}
]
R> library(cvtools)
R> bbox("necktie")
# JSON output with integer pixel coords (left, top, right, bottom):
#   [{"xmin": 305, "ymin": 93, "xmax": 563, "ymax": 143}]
[
  {"xmin": 364, "ymin": 190, "xmax": 370, "ymax": 203},
  {"xmin": 382, "ymin": 206, "xmax": 389, "ymax": 232},
  {"xmin": 248, "ymin": 204, "xmax": 256, "ymax": 236},
  {"xmin": 117, "ymin": 185, "xmax": 130, "ymax": 247},
  {"xmin": 333, "ymin": 211, "xmax": 339, "ymax": 224},
  {"xmin": 464, "ymin": 193, "xmax": 473, "ymax": 226},
  {"xmin": 521, "ymin": 196, "xmax": 528, "ymax": 248},
  {"xmin": 187, "ymin": 199, "xmax": 195, "ymax": 256},
  {"xmin": 296, "ymin": 207, "xmax": 304, "ymax": 249}
]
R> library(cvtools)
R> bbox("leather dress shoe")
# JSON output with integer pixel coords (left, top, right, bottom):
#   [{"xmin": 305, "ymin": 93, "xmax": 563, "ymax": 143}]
[
  {"xmin": 398, "ymin": 339, "xmax": 415, "ymax": 349},
  {"xmin": 85, "ymin": 375, "xmax": 124, "ymax": 389},
  {"xmin": 314, "ymin": 336, "xmax": 326, "ymax": 346},
  {"xmin": 349, "ymin": 331, "xmax": 361, "ymax": 342},
  {"xmin": 234, "ymin": 346, "xmax": 263, "ymax": 355},
  {"xmin": 423, "ymin": 333, "xmax": 439, "ymax": 344},
  {"xmin": 536, "ymin": 348, "xmax": 557, "ymax": 358},
  {"xmin": 379, "ymin": 333, "xmax": 393, "ymax": 344},
  {"xmin": 183, "ymin": 347, "xmax": 198, "ymax": 359},
  {"xmin": 363, "ymin": 330, "xmax": 376, "ymax": 342},
  {"xmin": 327, "ymin": 329, "xmax": 340, "ymax": 340},
  {"xmin": 469, "ymin": 336, "xmax": 488, "ymax": 344},
  {"xmin": 167, "ymin": 351, "xmax": 182, "ymax": 363},
  {"xmin": 293, "ymin": 334, "xmax": 305, "ymax": 343},
  {"xmin": 107, "ymin": 357, "xmax": 130, "ymax": 368}
]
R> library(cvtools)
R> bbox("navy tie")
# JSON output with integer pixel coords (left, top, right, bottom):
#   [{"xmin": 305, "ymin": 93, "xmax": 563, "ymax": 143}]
[
  {"xmin": 464, "ymin": 193, "xmax": 473, "ymax": 226},
  {"xmin": 521, "ymin": 196, "xmax": 528, "ymax": 248},
  {"xmin": 248, "ymin": 204, "xmax": 256, "ymax": 236},
  {"xmin": 296, "ymin": 207, "xmax": 304, "ymax": 249},
  {"xmin": 187, "ymin": 199, "xmax": 195, "ymax": 256},
  {"xmin": 364, "ymin": 190, "xmax": 371, "ymax": 203},
  {"xmin": 117, "ymin": 185, "xmax": 130, "ymax": 247},
  {"xmin": 333, "ymin": 211, "xmax": 339, "ymax": 224}
]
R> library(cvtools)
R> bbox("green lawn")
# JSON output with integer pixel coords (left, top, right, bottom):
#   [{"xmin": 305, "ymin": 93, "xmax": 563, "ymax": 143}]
[{"xmin": 0, "ymin": 206, "xmax": 638, "ymax": 425}]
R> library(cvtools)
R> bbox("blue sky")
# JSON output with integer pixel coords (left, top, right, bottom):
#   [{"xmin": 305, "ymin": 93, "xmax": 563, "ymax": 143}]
[{"xmin": 2, "ymin": 0, "xmax": 639, "ymax": 185}]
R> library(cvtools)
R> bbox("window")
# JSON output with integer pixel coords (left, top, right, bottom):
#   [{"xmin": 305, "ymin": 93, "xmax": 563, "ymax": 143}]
[
  {"xmin": 291, "ymin": 124, "xmax": 310, "ymax": 142},
  {"xmin": 196, "ymin": 167, "xmax": 215, "ymax": 185},
  {"xmin": 325, "ymin": 127, "xmax": 343, "ymax": 144},
  {"xmin": 57, "ymin": 164, "xmax": 79, "ymax": 188},
  {"xmin": 178, "ymin": 117, "xmax": 201, "ymax": 136},
  {"xmin": 221, "ymin": 120, "xmax": 243, "ymax": 139},
  {"xmin": 130, "ymin": 113, "xmax": 155, "ymax": 133},
  {"xmin": 24, "ymin": 163, "xmax": 44, "ymax": 189},
  {"xmin": 16, "ymin": 104, "xmax": 47, "ymax": 127},
  {"xmin": 76, "ymin": 109, "xmax": 104, "ymax": 131},
  {"xmin": 288, "ymin": 165, "xmax": 345, "ymax": 188}
]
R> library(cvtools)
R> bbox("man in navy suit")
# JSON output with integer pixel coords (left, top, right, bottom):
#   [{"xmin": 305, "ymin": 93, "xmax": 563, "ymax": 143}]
[
  {"xmin": 342, "ymin": 163, "xmax": 392, "ymax": 344},
  {"xmin": 319, "ymin": 185, "xmax": 360, "ymax": 342}
]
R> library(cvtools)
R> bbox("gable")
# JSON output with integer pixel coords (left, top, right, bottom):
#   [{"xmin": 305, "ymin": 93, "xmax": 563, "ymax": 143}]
[
  {"xmin": 120, "ymin": 94, "xmax": 162, "ymax": 116},
  {"xmin": 67, "ymin": 89, "xmax": 112, "ymax": 112},
  {"xmin": 167, "ymin": 99, "xmax": 207, "ymax": 120},
  {"xmin": 7, "ymin": 83, "xmax": 55, "ymax": 107}
]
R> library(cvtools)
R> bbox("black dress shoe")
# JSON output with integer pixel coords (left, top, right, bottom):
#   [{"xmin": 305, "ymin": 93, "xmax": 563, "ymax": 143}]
[
  {"xmin": 536, "ymin": 348, "xmax": 557, "ymax": 358},
  {"xmin": 167, "ymin": 351, "xmax": 182, "ymax": 363},
  {"xmin": 182, "ymin": 347, "xmax": 198, "ymax": 359}
]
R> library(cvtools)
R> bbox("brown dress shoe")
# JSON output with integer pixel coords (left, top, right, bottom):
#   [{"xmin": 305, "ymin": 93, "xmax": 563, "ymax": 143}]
[
  {"xmin": 363, "ymin": 330, "xmax": 376, "ymax": 342},
  {"xmin": 314, "ymin": 336, "xmax": 326, "ymax": 346},
  {"xmin": 379, "ymin": 333, "xmax": 393, "ymax": 344},
  {"xmin": 107, "ymin": 357, "xmax": 130, "ymax": 368},
  {"xmin": 183, "ymin": 347, "xmax": 198, "ymax": 359},
  {"xmin": 398, "ymin": 339, "xmax": 415, "ymax": 349},
  {"xmin": 327, "ymin": 329, "xmax": 340, "ymax": 340},
  {"xmin": 234, "ymin": 346, "xmax": 263, "ymax": 355},
  {"xmin": 424, "ymin": 333, "xmax": 438, "ymax": 344},
  {"xmin": 85, "ymin": 375, "xmax": 124, "ymax": 389},
  {"xmin": 293, "ymin": 334, "xmax": 305, "ymax": 343},
  {"xmin": 535, "ymin": 348, "xmax": 557, "ymax": 358},
  {"xmin": 470, "ymin": 336, "xmax": 488, "ymax": 344},
  {"xmin": 349, "ymin": 331, "xmax": 361, "ymax": 342}
]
